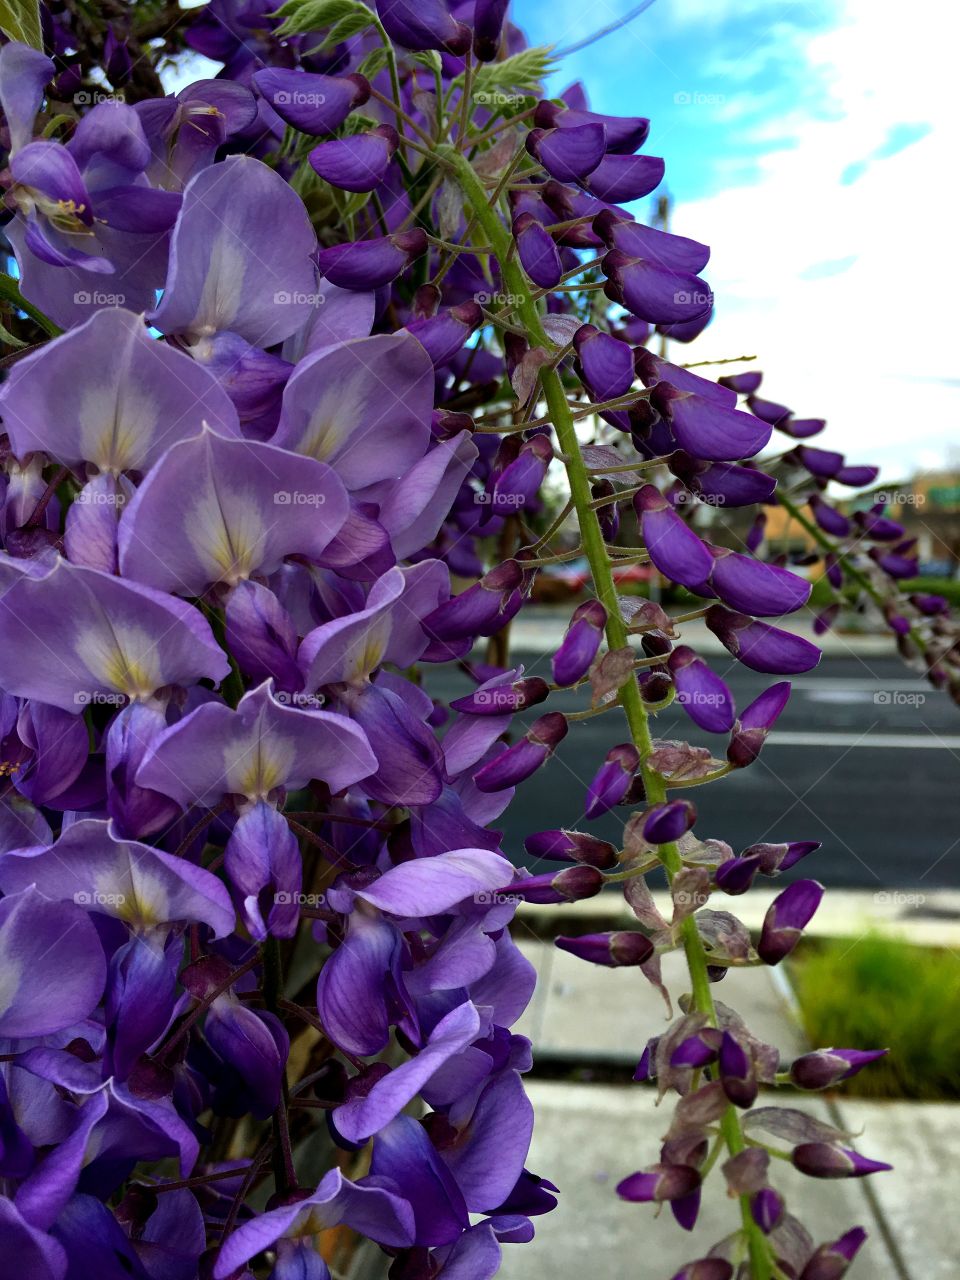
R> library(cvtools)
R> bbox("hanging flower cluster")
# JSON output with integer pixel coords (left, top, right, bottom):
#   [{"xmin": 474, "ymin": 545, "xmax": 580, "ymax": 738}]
[{"xmin": 0, "ymin": 3, "xmax": 951, "ymax": 1279}]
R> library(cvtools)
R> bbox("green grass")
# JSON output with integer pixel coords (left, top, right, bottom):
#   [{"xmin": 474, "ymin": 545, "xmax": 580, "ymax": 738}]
[{"xmin": 790, "ymin": 934, "xmax": 960, "ymax": 1100}]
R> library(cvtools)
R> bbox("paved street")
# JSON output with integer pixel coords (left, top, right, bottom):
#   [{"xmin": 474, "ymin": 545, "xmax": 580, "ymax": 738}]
[{"xmin": 425, "ymin": 644, "xmax": 960, "ymax": 889}]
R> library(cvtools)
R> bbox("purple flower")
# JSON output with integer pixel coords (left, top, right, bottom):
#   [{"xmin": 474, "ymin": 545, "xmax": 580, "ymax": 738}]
[
  {"xmin": 706, "ymin": 606, "xmax": 821, "ymax": 674},
  {"xmin": 792, "ymin": 1144, "xmax": 892, "ymax": 1179},
  {"xmin": 375, "ymin": 0, "xmax": 471, "ymax": 54},
  {"xmin": 316, "ymin": 228, "xmax": 428, "ymax": 289},
  {"xmin": 526, "ymin": 124, "xmax": 606, "ymax": 181},
  {"xmin": 758, "ymin": 880, "xmax": 825, "ymax": 964},
  {"xmin": 727, "ymin": 681, "xmax": 792, "ymax": 767},
  {"xmin": 309, "ymin": 125, "xmax": 399, "ymax": 193},
  {"xmin": 668, "ymin": 646, "xmax": 735, "ymax": 733},
  {"xmin": 524, "ymin": 829, "xmax": 618, "ymax": 869},
  {"xmin": 552, "ymin": 600, "xmax": 607, "ymax": 686},
  {"xmin": 555, "ymin": 931, "xmax": 654, "ymax": 967},
  {"xmin": 790, "ymin": 1048, "xmax": 888, "ymax": 1090},
  {"xmin": 800, "ymin": 1227, "xmax": 868, "ymax": 1279},
  {"xmin": 473, "ymin": 712, "xmax": 568, "ymax": 792},
  {"xmin": 253, "ymin": 68, "xmax": 371, "ymax": 134},
  {"xmin": 708, "ymin": 547, "xmax": 811, "ymax": 617},
  {"xmin": 617, "ymin": 1163, "xmax": 701, "ymax": 1203},
  {"xmin": 643, "ymin": 800, "xmax": 696, "ymax": 844},
  {"xmin": 535, "ymin": 102, "xmax": 650, "ymax": 154},
  {"xmin": 513, "ymin": 212, "xmax": 563, "ymax": 288},
  {"xmin": 584, "ymin": 744, "xmax": 640, "ymax": 817},
  {"xmin": 635, "ymin": 485, "xmax": 714, "ymax": 591},
  {"xmin": 500, "ymin": 865, "xmax": 604, "ymax": 904}
]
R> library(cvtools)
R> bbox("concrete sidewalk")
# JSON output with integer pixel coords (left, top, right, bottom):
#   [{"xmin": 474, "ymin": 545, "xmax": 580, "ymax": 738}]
[{"xmin": 508, "ymin": 938, "xmax": 954, "ymax": 1279}]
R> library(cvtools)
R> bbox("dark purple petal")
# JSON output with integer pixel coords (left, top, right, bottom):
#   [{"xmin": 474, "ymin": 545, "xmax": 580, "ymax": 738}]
[
  {"xmin": 709, "ymin": 548, "xmax": 811, "ymax": 617},
  {"xmin": 526, "ymin": 124, "xmax": 606, "ymax": 181},
  {"xmin": 317, "ymin": 229, "xmax": 428, "ymax": 290},
  {"xmin": 758, "ymin": 880, "xmax": 825, "ymax": 964},
  {"xmin": 635, "ymin": 485, "xmax": 714, "ymax": 590},
  {"xmin": 792, "ymin": 1143, "xmax": 892, "ymax": 1179},
  {"xmin": 513, "ymin": 212, "xmax": 563, "ymax": 288},
  {"xmin": 555, "ymin": 931, "xmax": 654, "ymax": 967},
  {"xmin": 309, "ymin": 125, "xmax": 398, "ymax": 193},
  {"xmin": 376, "ymin": 0, "xmax": 471, "ymax": 54},
  {"xmin": 584, "ymin": 743, "xmax": 640, "ymax": 817},
  {"xmin": 252, "ymin": 68, "xmax": 371, "ymax": 135},
  {"xmin": 643, "ymin": 800, "xmax": 696, "ymax": 844},
  {"xmin": 789, "ymin": 1048, "xmax": 888, "ymax": 1090},
  {"xmin": 706, "ymin": 606, "xmax": 821, "ymax": 675},
  {"xmin": 535, "ymin": 102, "xmax": 650, "ymax": 153},
  {"xmin": 582, "ymin": 153, "xmax": 665, "ymax": 203},
  {"xmin": 668, "ymin": 646, "xmax": 735, "ymax": 733},
  {"xmin": 652, "ymin": 386, "xmax": 772, "ymax": 462}
]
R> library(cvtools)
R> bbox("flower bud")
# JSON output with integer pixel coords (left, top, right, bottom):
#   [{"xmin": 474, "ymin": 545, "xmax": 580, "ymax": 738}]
[
  {"xmin": 789, "ymin": 1048, "xmax": 888, "ymax": 1090},
  {"xmin": 799, "ymin": 1227, "xmax": 867, "ymax": 1280},
  {"xmin": 634, "ymin": 1036, "xmax": 660, "ymax": 1081},
  {"xmin": 451, "ymin": 675, "xmax": 549, "ymax": 716},
  {"xmin": 525, "ymin": 123, "xmax": 606, "ymax": 181},
  {"xmin": 726, "ymin": 681, "xmax": 791, "ymax": 767},
  {"xmin": 750, "ymin": 1187, "xmax": 784, "ymax": 1233},
  {"xmin": 718, "ymin": 1031, "xmax": 757, "ymax": 1108},
  {"xmin": 617, "ymin": 1163, "xmax": 701, "ymax": 1203},
  {"xmin": 745, "ymin": 840, "xmax": 820, "ymax": 876},
  {"xmin": 472, "ymin": 712, "xmax": 568, "ymax": 792},
  {"xmin": 670, "ymin": 1027, "xmax": 722, "ymax": 1067},
  {"xmin": 513, "ymin": 212, "xmax": 563, "ymax": 288},
  {"xmin": 668, "ymin": 645, "xmax": 735, "ymax": 733},
  {"xmin": 758, "ymin": 880, "xmax": 824, "ymax": 964},
  {"xmin": 584, "ymin": 743, "xmax": 640, "ymax": 818},
  {"xmin": 792, "ymin": 1143, "xmax": 892, "ymax": 1180},
  {"xmin": 555, "ymin": 930, "xmax": 654, "ymax": 968},
  {"xmin": 634, "ymin": 485, "xmax": 714, "ymax": 592},
  {"xmin": 714, "ymin": 854, "xmax": 761, "ymax": 896},
  {"xmin": 706, "ymin": 605, "xmax": 820, "ymax": 676},
  {"xmin": 524, "ymin": 828, "xmax": 618, "ymax": 869},
  {"xmin": 643, "ymin": 800, "xmax": 696, "ymax": 845},
  {"xmin": 502, "ymin": 865, "xmax": 604, "ymax": 904}
]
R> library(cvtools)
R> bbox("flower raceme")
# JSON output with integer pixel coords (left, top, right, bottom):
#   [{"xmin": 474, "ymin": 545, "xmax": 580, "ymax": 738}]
[{"xmin": 0, "ymin": 8, "xmax": 936, "ymax": 1279}]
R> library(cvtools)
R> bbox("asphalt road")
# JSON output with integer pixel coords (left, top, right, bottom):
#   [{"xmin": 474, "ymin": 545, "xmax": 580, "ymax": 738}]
[{"xmin": 424, "ymin": 652, "xmax": 960, "ymax": 889}]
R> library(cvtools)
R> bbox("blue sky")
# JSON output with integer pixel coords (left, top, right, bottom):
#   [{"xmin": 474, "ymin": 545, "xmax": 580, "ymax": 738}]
[{"xmin": 513, "ymin": 0, "xmax": 960, "ymax": 478}]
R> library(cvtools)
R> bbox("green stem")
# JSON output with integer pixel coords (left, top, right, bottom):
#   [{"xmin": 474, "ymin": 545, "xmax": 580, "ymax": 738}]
[{"xmin": 442, "ymin": 143, "xmax": 774, "ymax": 1279}]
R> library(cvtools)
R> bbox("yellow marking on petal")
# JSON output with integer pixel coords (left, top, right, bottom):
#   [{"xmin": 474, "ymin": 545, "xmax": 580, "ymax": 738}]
[
  {"xmin": 192, "ymin": 235, "xmax": 248, "ymax": 337},
  {"xmin": 223, "ymin": 728, "xmax": 297, "ymax": 801},
  {"xmin": 189, "ymin": 486, "xmax": 268, "ymax": 586},
  {"xmin": 94, "ymin": 866, "xmax": 169, "ymax": 927},
  {"xmin": 75, "ymin": 623, "xmax": 162, "ymax": 699},
  {"xmin": 78, "ymin": 382, "xmax": 161, "ymax": 473},
  {"xmin": 346, "ymin": 625, "xmax": 389, "ymax": 683}
]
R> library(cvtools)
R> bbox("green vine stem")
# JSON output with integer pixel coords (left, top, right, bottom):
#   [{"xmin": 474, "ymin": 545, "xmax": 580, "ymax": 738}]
[{"xmin": 440, "ymin": 144, "xmax": 775, "ymax": 1277}]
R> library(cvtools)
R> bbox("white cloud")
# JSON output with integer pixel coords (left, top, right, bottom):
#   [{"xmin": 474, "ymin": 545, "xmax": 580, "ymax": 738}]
[{"xmin": 667, "ymin": 0, "xmax": 960, "ymax": 478}]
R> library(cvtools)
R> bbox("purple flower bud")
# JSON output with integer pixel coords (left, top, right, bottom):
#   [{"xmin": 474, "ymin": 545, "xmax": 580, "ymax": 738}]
[
  {"xmin": 715, "ymin": 853, "xmax": 761, "ymax": 896},
  {"xmin": 585, "ymin": 743, "xmax": 640, "ymax": 818},
  {"xmin": 617, "ymin": 1163, "xmax": 701, "ymax": 1203},
  {"xmin": 750, "ymin": 1187, "xmax": 785, "ymax": 1233},
  {"xmin": 910, "ymin": 592, "xmax": 949, "ymax": 615},
  {"xmin": 407, "ymin": 300, "xmax": 482, "ymax": 367},
  {"xmin": 252, "ymin": 69, "xmax": 370, "ymax": 135},
  {"xmin": 719, "ymin": 1031, "xmax": 757, "ymax": 1108},
  {"xmin": 670, "ymin": 1262, "xmax": 734, "ymax": 1280},
  {"xmin": 708, "ymin": 547, "xmax": 810, "ymax": 617},
  {"xmin": 671, "ymin": 1028, "xmax": 722, "ymax": 1067},
  {"xmin": 789, "ymin": 1048, "xmax": 888, "ymax": 1090},
  {"xmin": 792, "ymin": 1144, "xmax": 892, "ymax": 1179},
  {"xmin": 635, "ymin": 485, "xmax": 714, "ymax": 591},
  {"xmin": 423, "ymin": 559, "xmax": 523, "ymax": 641},
  {"xmin": 853, "ymin": 509, "xmax": 904, "ymax": 542},
  {"xmin": 582, "ymin": 153, "xmax": 665, "ymax": 203},
  {"xmin": 452, "ymin": 675, "xmax": 549, "ymax": 716},
  {"xmin": 758, "ymin": 880, "xmax": 825, "ymax": 964},
  {"xmin": 745, "ymin": 840, "xmax": 821, "ymax": 876},
  {"xmin": 375, "ymin": 0, "xmax": 471, "ymax": 54},
  {"xmin": 650, "ymin": 384, "xmax": 772, "ymax": 462},
  {"xmin": 525, "ymin": 828, "xmax": 618, "ymax": 869},
  {"xmin": 535, "ymin": 102, "xmax": 650, "ymax": 154},
  {"xmin": 870, "ymin": 544, "xmax": 918, "ymax": 578},
  {"xmin": 503, "ymin": 865, "xmax": 604, "ymax": 904},
  {"xmin": 668, "ymin": 646, "xmax": 735, "ymax": 733},
  {"xmin": 526, "ymin": 124, "xmax": 606, "ymax": 181},
  {"xmin": 835, "ymin": 464, "xmax": 880, "ymax": 487},
  {"xmin": 747, "ymin": 393, "xmax": 791, "ymax": 426},
  {"xmin": 593, "ymin": 209, "xmax": 709, "ymax": 271},
  {"xmin": 493, "ymin": 434, "xmax": 552, "ymax": 509},
  {"xmin": 603, "ymin": 250, "xmax": 713, "ymax": 327},
  {"xmin": 316, "ymin": 229, "xmax": 428, "ymax": 290},
  {"xmin": 634, "ymin": 1036, "xmax": 660, "ymax": 1081},
  {"xmin": 669, "ymin": 454, "xmax": 776, "ymax": 508},
  {"xmin": 637, "ymin": 351, "xmax": 736, "ymax": 406},
  {"xmin": 513, "ymin": 212, "xmax": 563, "ymax": 288},
  {"xmin": 799, "ymin": 1227, "xmax": 868, "ymax": 1280},
  {"xmin": 541, "ymin": 180, "xmax": 617, "ymax": 246},
  {"xmin": 473, "ymin": 712, "xmax": 568, "ymax": 792},
  {"xmin": 780, "ymin": 416, "xmax": 826, "ymax": 439},
  {"xmin": 473, "ymin": 0, "xmax": 510, "ymax": 59},
  {"xmin": 594, "ymin": 480, "xmax": 622, "ymax": 541},
  {"xmin": 706, "ymin": 606, "xmax": 821, "ymax": 675},
  {"xmin": 727, "ymin": 681, "xmax": 792, "ymax": 767},
  {"xmin": 746, "ymin": 511, "xmax": 767, "ymax": 552},
  {"xmin": 643, "ymin": 800, "xmax": 696, "ymax": 845},
  {"xmin": 309, "ymin": 124, "xmax": 398, "ymax": 192},
  {"xmin": 718, "ymin": 371, "xmax": 763, "ymax": 395},
  {"xmin": 574, "ymin": 323, "xmax": 634, "ymax": 402},
  {"xmin": 555, "ymin": 930, "xmax": 654, "ymax": 967}
]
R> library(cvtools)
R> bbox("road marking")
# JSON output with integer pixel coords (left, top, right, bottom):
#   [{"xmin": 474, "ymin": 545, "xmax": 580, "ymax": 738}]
[{"xmin": 767, "ymin": 732, "xmax": 960, "ymax": 749}]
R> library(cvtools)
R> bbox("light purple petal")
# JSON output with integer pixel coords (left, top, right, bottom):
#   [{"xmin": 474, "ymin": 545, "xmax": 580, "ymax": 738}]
[{"xmin": 355, "ymin": 849, "xmax": 514, "ymax": 917}]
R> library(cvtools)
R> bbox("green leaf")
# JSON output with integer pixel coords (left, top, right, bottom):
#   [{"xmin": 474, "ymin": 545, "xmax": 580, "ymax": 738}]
[
  {"xmin": 470, "ymin": 45, "xmax": 556, "ymax": 95},
  {"xmin": 0, "ymin": 316, "xmax": 28, "ymax": 350},
  {"xmin": 0, "ymin": 0, "xmax": 42, "ymax": 49},
  {"xmin": 272, "ymin": 0, "xmax": 370, "ymax": 39},
  {"xmin": 356, "ymin": 46, "xmax": 389, "ymax": 79},
  {"xmin": 410, "ymin": 50, "xmax": 443, "ymax": 75}
]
